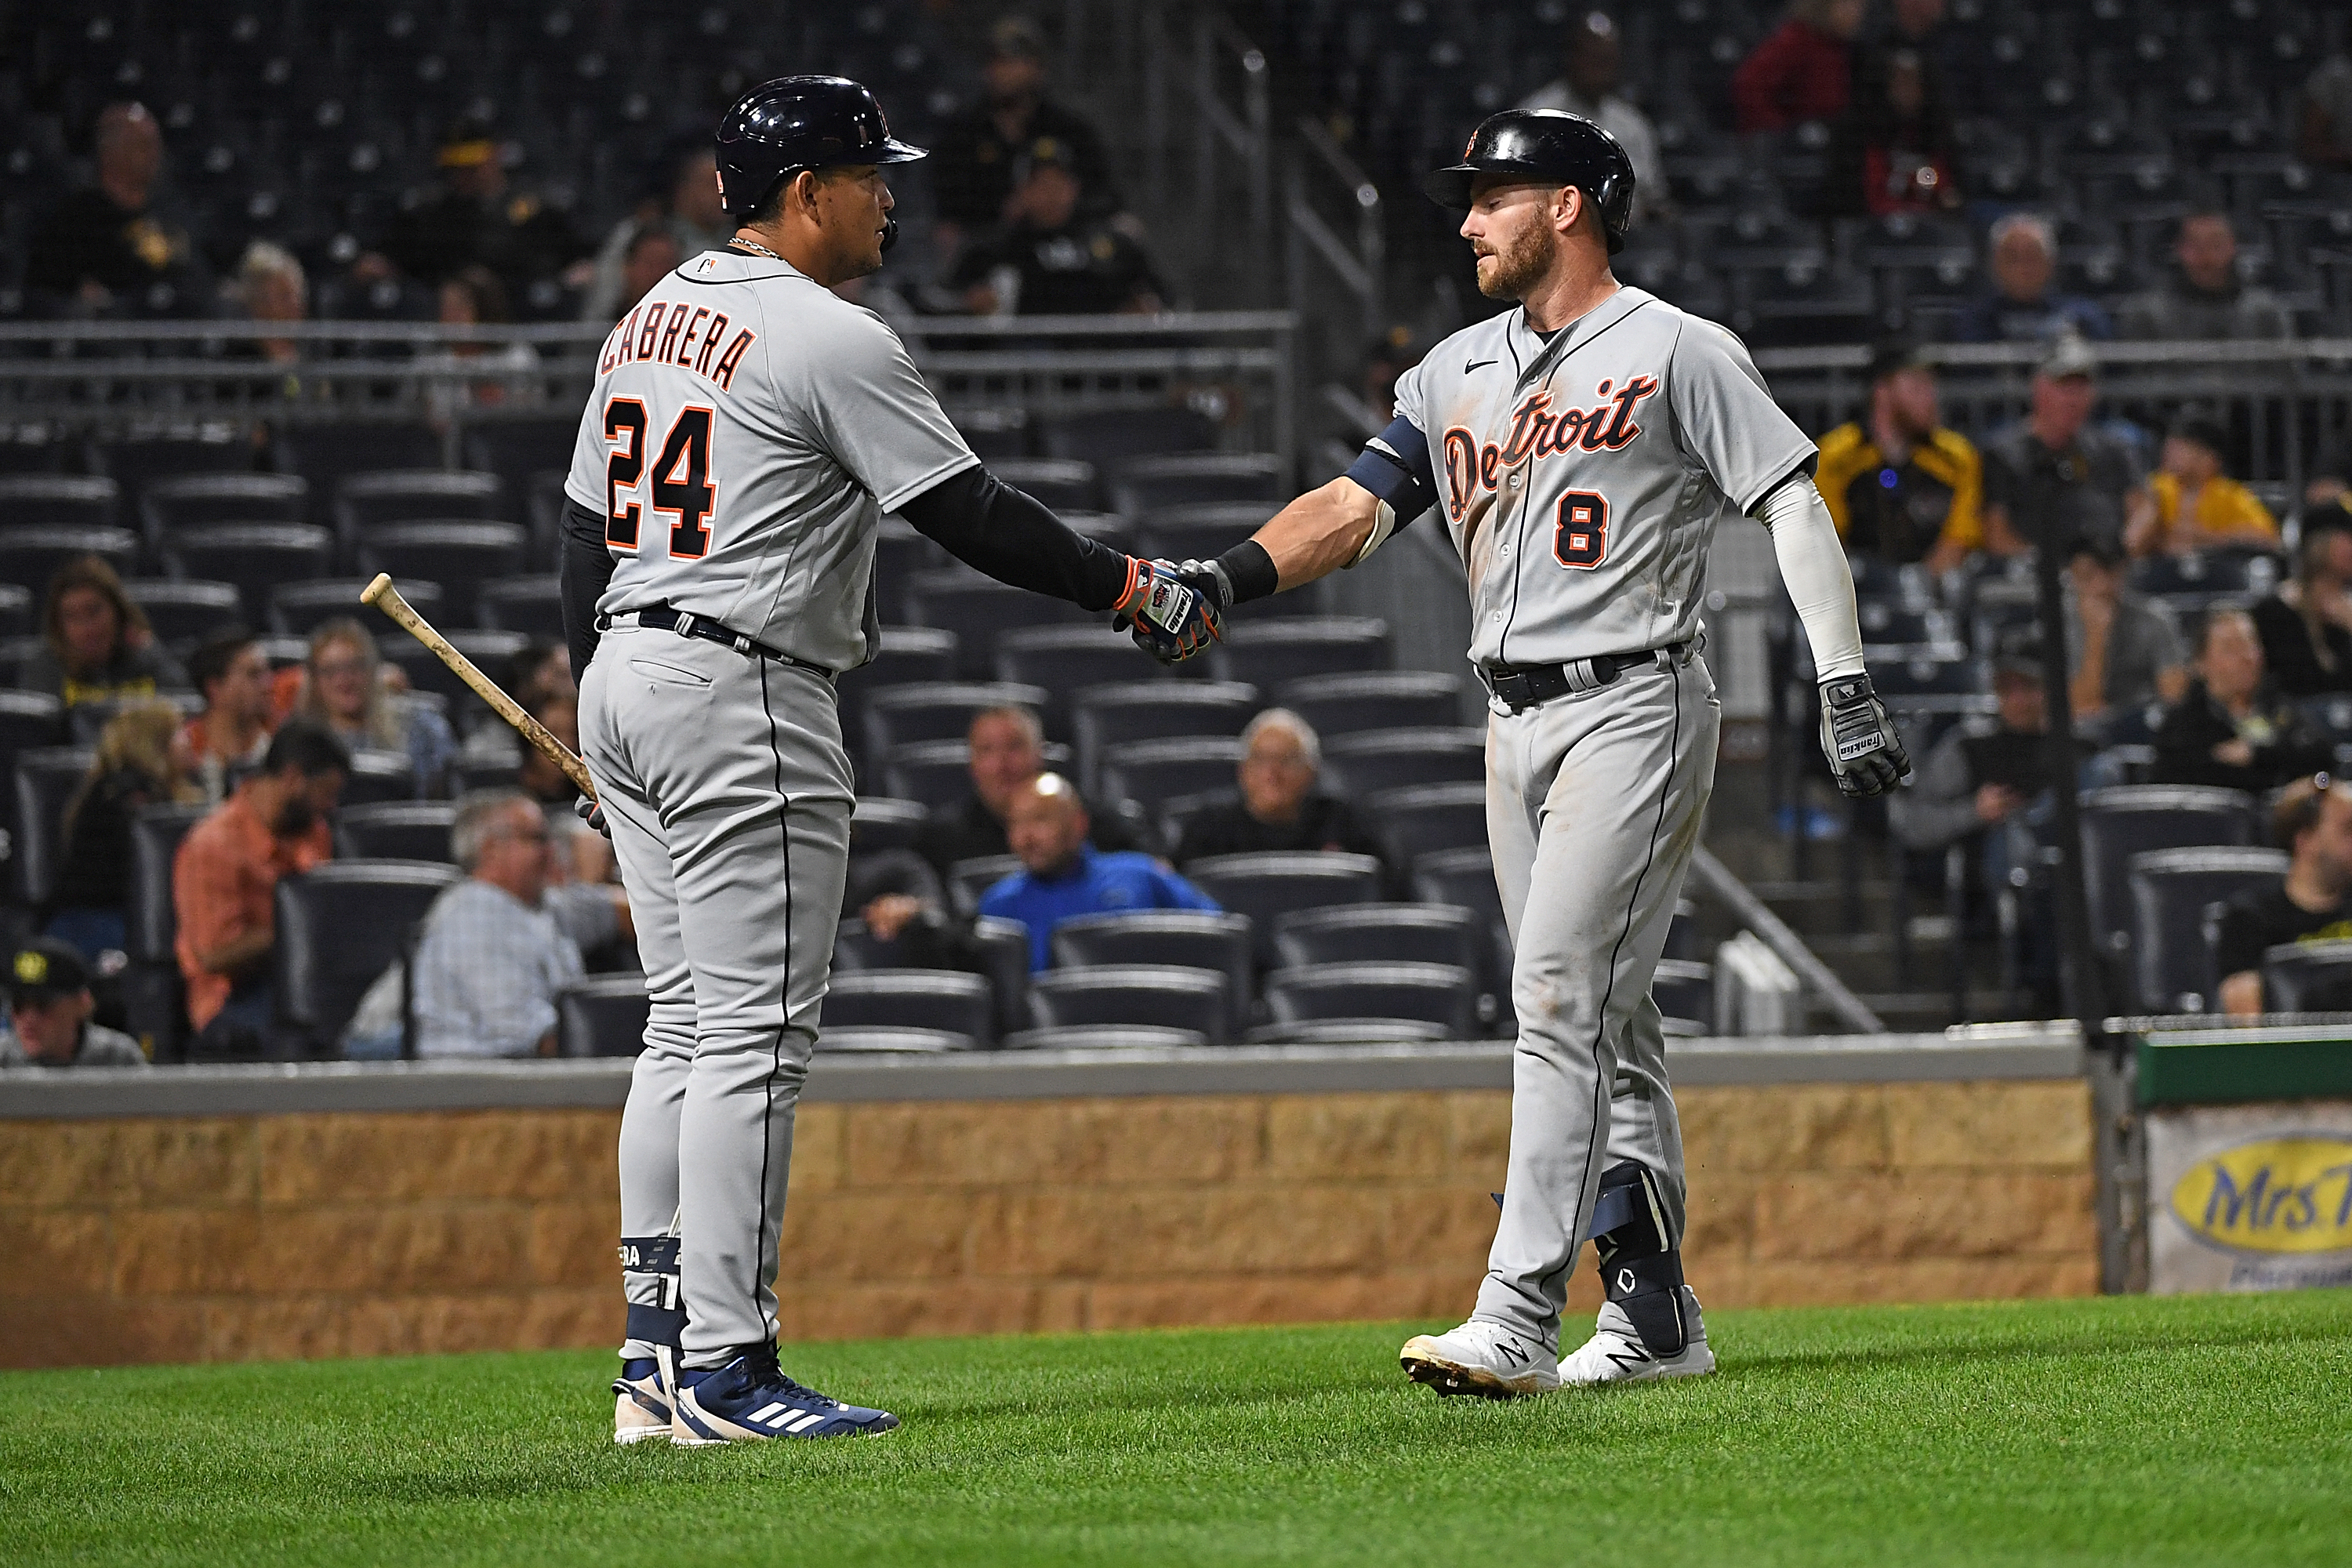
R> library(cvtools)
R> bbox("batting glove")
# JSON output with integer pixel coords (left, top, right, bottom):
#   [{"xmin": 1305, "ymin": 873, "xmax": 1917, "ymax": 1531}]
[
  {"xmin": 1114, "ymin": 556, "xmax": 1223, "ymax": 665},
  {"xmin": 1817, "ymin": 673, "xmax": 1911, "ymax": 797},
  {"xmin": 575, "ymin": 795, "xmax": 611, "ymax": 838}
]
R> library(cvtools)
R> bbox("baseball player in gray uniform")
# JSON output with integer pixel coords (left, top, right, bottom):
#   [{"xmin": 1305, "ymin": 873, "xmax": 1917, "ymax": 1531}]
[
  {"xmin": 1138, "ymin": 111, "xmax": 1908, "ymax": 1395},
  {"xmin": 562, "ymin": 76, "xmax": 1218, "ymax": 1445}
]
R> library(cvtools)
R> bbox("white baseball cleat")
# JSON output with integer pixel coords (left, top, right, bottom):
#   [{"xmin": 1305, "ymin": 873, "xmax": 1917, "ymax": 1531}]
[
  {"xmin": 1399, "ymin": 1319, "xmax": 1561, "ymax": 1399},
  {"xmin": 1559, "ymin": 1290, "xmax": 1715, "ymax": 1386},
  {"xmin": 612, "ymin": 1358, "xmax": 673, "ymax": 1444}
]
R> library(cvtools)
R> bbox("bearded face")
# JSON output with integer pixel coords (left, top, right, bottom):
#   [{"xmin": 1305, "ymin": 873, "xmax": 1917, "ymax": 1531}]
[{"xmin": 1469, "ymin": 183, "xmax": 1569, "ymax": 301}]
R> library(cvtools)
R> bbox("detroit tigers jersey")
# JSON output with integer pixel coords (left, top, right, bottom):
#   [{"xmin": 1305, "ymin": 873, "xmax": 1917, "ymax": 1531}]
[
  {"xmin": 1392, "ymin": 285, "xmax": 1812, "ymax": 669},
  {"xmin": 563, "ymin": 249, "xmax": 977, "ymax": 671}
]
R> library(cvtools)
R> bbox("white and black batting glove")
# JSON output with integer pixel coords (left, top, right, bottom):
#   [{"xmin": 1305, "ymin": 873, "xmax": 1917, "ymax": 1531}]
[
  {"xmin": 1114, "ymin": 556, "xmax": 1224, "ymax": 665},
  {"xmin": 1818, "ymin": 673, "xmax": 1911, "ymax": 797},
  {"xmin": 575, "ymin": 795, "xmax": 610, "ymax": 838}
]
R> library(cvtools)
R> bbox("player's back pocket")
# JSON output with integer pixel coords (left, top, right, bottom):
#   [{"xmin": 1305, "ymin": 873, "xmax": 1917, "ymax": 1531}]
[{"xmin": 626, "ymin": 655, "xmax": 714, "ymax": 690}]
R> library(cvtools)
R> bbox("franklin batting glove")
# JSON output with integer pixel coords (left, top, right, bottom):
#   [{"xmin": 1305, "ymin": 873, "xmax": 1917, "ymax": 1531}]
[
  {"xmin": 1114, "ymin": 556, "xmax": 1223, "ymax": 665},
  {"xmin": 1818, "ymin": 673, "xmax": 1910, "ymax": 797}
]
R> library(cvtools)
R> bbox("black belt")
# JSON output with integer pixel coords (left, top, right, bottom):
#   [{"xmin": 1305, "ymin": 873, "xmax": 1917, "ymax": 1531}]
[
  {"xmin": 597, "ymin": 605, "xmax": 834, "ymax": 678},
  {"xmin": 1480, "ymin": 641, "xmax": 1690, "ymax": 715}
]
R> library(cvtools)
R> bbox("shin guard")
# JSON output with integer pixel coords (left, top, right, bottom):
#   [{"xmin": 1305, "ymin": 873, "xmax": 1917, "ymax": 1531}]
[{"xmin": 1588, "ymin": 1162, "xmax": 1688, "ymax": 1357}]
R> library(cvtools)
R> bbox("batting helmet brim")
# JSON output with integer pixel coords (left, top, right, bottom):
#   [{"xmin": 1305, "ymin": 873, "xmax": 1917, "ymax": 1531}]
[{"xmin": 1421, "ymin": 161, "xmax": 1548, "ymax": 212}]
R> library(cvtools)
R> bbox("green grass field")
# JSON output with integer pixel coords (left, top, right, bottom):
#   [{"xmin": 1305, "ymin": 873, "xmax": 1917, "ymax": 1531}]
[{"xmin": 6, "ymin": 1291, "xmax": 2349, "ymax": 1566}]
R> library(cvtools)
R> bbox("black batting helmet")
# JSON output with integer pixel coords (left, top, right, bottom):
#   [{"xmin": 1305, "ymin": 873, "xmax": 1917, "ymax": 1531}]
[
  {"xmin": 715, "ymin": 75, "xmax": 927, "ymax": 221},
  {"xmin": 1423, "ymin": 109, "xmax": 1637, "ymax": 254}
]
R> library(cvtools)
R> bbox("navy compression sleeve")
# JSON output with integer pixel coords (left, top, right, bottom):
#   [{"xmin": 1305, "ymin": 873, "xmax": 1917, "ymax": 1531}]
[
  {"xmin": 898, "ymin": 463, "xmax": 1134, "ymax": 612},
  {"xmin": 560, "ymin": 498, "xmax": 615, "ymax": 686},
  {"xmin": 1344, "ymin": 415, "xmax": 1440, "ymax": 524}
]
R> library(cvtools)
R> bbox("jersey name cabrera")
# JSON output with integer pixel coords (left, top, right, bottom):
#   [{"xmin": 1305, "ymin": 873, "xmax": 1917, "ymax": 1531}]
[
  {"xmin": 564, "ymin": 249, "xmax": 975, "ymax": 671},
  {"xmin": 1392, "ymin": 285, "xmax": 1812, "ymax": 669}
]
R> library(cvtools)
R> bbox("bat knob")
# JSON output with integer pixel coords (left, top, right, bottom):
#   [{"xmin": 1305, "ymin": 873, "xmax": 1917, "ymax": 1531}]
[{"xmin": 360, "ymin": 573, "xmax": 395, "ymax": 607}]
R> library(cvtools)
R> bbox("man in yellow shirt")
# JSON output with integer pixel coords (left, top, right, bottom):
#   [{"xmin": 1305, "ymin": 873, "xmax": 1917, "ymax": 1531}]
[
  {"xmin": 1815, "ymin": 340, "xmax": 1985, "ymax": 577},
  {"xmin": 2128, "ymin": 409, "xmax": 2279, "ymax": 556}
]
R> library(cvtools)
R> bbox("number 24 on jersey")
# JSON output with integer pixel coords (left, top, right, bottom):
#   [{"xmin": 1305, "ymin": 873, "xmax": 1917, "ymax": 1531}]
[{"xmin": 604, "ymin": 397, "xmax": 716, "ymax": 559}]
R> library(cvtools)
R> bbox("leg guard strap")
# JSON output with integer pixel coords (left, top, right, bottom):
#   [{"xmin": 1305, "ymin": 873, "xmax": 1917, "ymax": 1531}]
[{"xmin": 1590, "ymin": 1161, "xmax": 1688, "ymax": 1358}]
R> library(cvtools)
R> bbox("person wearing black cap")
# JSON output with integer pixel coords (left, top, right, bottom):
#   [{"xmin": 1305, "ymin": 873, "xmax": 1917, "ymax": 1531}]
[
  {"xmin": 949, "ymin": 137, "xmax": 1163, "ymax": 315},
  {"xmin": 2128, "ymin": 408, "xmax": 2280, "ymax": 557},
  {"xmin": 928, "ymin": 16, "xmax": 1122, "ymax": 244},
  {"xmin": 0, "ymin": 939, "xmax": 145, "ymax": 1069},
  {"xmin": 376, "ymin": 116, "xmax": 590, "ymax": 304},
  {"xmin": 1979, "ymin": 333, "xmax": 2151, "ymax": 558},
  {"xmin": 1813, "ymin": 339, "xmax": 1984, "ymax": 575}
]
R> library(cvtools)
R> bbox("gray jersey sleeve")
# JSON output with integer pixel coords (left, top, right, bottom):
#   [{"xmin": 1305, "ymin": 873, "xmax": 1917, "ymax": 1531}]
[
  {"xmin": 1391, "ymin": 357, "xmax": 1430, "ymax": 436},
  {"xmin": 779, "ymin": 306, "xmax": 979, "ymax": 512},
  {"xmin": 1668, "ymin": 320, "xmax": 1815, "ymax": 513}
]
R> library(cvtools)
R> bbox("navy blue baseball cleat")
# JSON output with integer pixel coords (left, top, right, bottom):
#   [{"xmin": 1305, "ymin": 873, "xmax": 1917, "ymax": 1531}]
[{"xmin": 671, "ymin": 1344, "xmax": 899, "ymax": 1444}]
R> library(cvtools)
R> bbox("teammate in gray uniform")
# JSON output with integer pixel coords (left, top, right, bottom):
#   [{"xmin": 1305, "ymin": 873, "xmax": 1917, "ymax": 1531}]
[
  {"xmin": 1135, "ymin": 111, "xmax": 1908, "ymax": 1395},
  {"xmin": 563, "ymin": 76, "xmax": 1218, "ymax": 1445}
]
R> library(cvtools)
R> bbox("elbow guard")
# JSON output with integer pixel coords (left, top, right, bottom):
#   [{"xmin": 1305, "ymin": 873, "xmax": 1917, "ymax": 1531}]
[{"xmin": 1342, "ymin": 416, "xmax": 1438, "ymax": 566}]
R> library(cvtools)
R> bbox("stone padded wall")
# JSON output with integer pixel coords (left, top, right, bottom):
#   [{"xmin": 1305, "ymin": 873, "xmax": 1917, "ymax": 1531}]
[{"xmin": 0, "ymin": 1080, "xmax": 2095, "ymax": 1368}]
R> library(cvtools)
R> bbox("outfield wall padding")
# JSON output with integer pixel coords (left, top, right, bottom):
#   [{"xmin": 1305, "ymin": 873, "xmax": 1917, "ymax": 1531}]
[{"xmin": 0, "ymin": 1033, "xmax": 2096, "ymax": 1367}]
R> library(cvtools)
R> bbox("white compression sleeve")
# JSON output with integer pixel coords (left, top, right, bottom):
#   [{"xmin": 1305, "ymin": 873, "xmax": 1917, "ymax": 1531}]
[{"xmin": 1754, "ymin": 475, "xmax": 1867, "ymax": 681}]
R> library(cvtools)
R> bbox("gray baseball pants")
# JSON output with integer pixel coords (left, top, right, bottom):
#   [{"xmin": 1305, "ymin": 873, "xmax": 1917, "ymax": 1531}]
[
  {"xmin": 578, "ymin": 623, "xmax": 853, "ymax": 1368},
  {"xmin": 1473, "ymin": 649, "xmax": 1719, "ymax": 1352}
]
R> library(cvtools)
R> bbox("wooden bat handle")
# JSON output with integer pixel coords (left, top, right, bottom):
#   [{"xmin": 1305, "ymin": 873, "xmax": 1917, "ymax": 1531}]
[{"xmin": 359, "ymin": 573, "xmax": 597, "ymax": 799}]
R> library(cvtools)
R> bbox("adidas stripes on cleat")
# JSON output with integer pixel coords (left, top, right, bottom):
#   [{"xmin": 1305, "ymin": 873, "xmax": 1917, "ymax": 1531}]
[{"xmin": 670, "ymin": 1344, "xmax": 899, "ymax": 1444}]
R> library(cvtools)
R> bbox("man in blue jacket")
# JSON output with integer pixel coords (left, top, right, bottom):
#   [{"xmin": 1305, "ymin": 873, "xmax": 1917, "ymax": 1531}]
[{"xmin": 979, "ymin": 773, "xmax": 1218, "ymax": 970}]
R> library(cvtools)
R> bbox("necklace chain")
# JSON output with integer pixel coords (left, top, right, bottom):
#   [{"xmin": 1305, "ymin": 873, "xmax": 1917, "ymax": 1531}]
[{"xmin": 729, "ymin": 235, "xmax": 781, "ymax": 260}]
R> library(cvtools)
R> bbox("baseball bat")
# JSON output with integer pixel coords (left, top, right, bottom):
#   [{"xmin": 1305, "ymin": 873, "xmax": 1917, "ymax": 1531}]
[{"xmin": 358, "ymin": 573, "xmax": 597, "ymax": 799}]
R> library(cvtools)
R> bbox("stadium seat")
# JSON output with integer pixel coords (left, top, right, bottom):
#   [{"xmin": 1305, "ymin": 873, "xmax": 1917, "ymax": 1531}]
[
  {"xmin": 820, "ymin": 1027, "xmax": 972, "ymax": 1053},
  {"xmin": 2258, "ymin": 938, "xmax": 2352, "ymax": 1014},
  {"xmin": 1364, "ymin": 782, "xmax": 1487, "ymax": 866},
  {"xmin": 140, "ymin": 473, "xmax": 308, "ymax": 545},
  {"xmin": 946, "ymin": 854, "xmax": 1022, "ymax": 916},
  {"xmin": 2079, "ymin": 786, "xmax": 2259, "ymax": 973},
  {"xmin": 272, "ymin": 578, "xmax": 445, "ymax": 636},
  {"xmin": 460, "ymin": 418, "xmax": 576, "ymax": 500},
  {"xmin": 1652, "ymin": 959, "xmax": 1715, "ymax": 1033},
  {"xmin": 274, "ymin": 859, "xmax": 462, "ymax": 1055},
  {"xmin": 1051, "ymin": 909, "xmax": 1254, "ymax": 1038},
  {"xmin": 1098, "ymin": 736, "xmax": 1246, "ymax": 822},
  {"xmin": 335, "ymin": 469, "xmax": 504, "ymax": 542},
  {"xmin": 1864, "ymin": 642, "xmax": 1978, "ymax": 699},
  {"xmin": 2128, "ymin": 548, "xmax": 2280, "ymax": 601},
  {"xmin": 122, "ymin": 580, "xmax": 244, "ymax": 651},
  {"xmin": 2126, "ymin": 847, "xmax": 2289, "ymax": 1014},
  {"xmin": 1321, "ymin": 728, "xmax": 1486, "ymax": 795},
  {"xmin": 1029, "ymin": 964, "xmax": 1230, "ymax": 1045},
  {"xmin": 1035, "ymin": 406, "xmax": 1215, "ymax": 466},
  {"xmin": 341, "ymin": 749, "xmax": 423, "ymax": 805},
  {"xmin": 1109, "ymin": 453, "xmax": 1285, "ymax": 515},
  {"xmin": 163, "ymin": 524, "xmax": 336, "ymax": 621},
  {"xmin": 379, "ymin": 630, "xmax": 525, "ymax": 722},
  {"xmin": 93, "ymin": 437, "xmax": 249, "ymax": 496},
  {"xmin": 1244, "ymin": 1018, "xmax": 1450, "ymax": 1044},
  {"xmin": 0, "ymin": 475, "xmax": 121, "ymax": 531},
  {"xmin": 0, "ymin": 526, "xmax": 140, "ymax": 593},
  {"xmin": 1072, "ymin": 681, "xmax": 1257, "ymax": 795},
  {"xmin": 835, "ymin": 626, "xmax": 961, "ymax": 725},
  {"xmin": 872, "ymin": 521, "xmax": 943, "ymax": 619},
  {"xmin": 1209, "ymin": 617, "xmax": 1391, "ymax": 688},
  {"xmin": 1276, "ymin": 671, "xmax": 1465, "ymax": 737},
  {"xmin": 332, "ymin": 801, "xmax": 457, "ymax": 862},
  {"xmin": 824, "ymin": 969, "xmax": 993, "ymax": 1047},
  {"xmin": 0, "ymin": 692, "xmax": 65, "ymax": 778},
  {"xmin": 866, "ymin": 681, "xmax": 1051, "ymax": 762},
  {"xmin": 989, "ymin": 458, "xmax": 1099, "ymax": 511},
  {"xmin": 903, "ymin": 569, "xmax": 1087, "ymax": 680},
  {"xmin": 850, "ymin": 797, "xmax": 929, "ymax": 857},
  {"xmin": 1184, "ymin": 851, "xmax": 1385, "ymax": 966},
  {"xmin": 13, "ymin": 746, "xmax": 93, "ymax": 906},
  {"xmin": 556, "ymin": 975, "xmax": 652, "ymax": 1057},
  {"xmin": 880, "ymin": 740, "xmax": 978, "ymax": 808},
  {"xmin": 1001, "ymin": 1024, "xmax": 1210, "ymax": 1050},
  {"xmin": 275, "ymin": 423, "xmax": 442, "ymax": 492},
  {"xmin": 127, "ymin": 803, "xmax": 205, "ymax": 966},
  {"xmin": 476, "ymin": 575, "xmax": 563, "ymax": 636},
  {"xmin": 1263, "ymin": 960, "xmax": 1477, "ymax": 1039},
  {"xmin": 1132, "ymin": 502, "xmax": 1279, "ymax": 565},
  {"xmin": 993, "ymin": 626, "xmax": 1165, "ymax": 734},
  {"xmin": 1413, "ymin": 845, "xmax": 1504, "ymax": 924},
  {"xmin": 356, "ymin": 523, "xmax": 528, "ymax": 622},
  {"xmin": 0, "ymin": 585, "xmax": 30, "ymax": 641},
  {"xmin": 1273, "ymin": 902, "xmax": 1484, "ymax": 979}
]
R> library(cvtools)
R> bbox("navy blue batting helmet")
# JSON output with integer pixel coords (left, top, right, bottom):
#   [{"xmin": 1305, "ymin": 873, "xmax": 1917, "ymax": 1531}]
[
  {"xmin": 1423, "ymin": 109, "xmax": 1637, "ymax": 254},
  {"xmin": 715, "ymin": 75, "xmax": 927, "ymax": 221}
]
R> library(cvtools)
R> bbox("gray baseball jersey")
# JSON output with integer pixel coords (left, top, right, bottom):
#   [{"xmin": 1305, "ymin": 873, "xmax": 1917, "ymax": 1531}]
[
  {"xmin": 563, "ymin": 249, "xmax": 977, "ymax": 670},
  {"xmin": 1392, "ymin": 285, "xmax": 1812, "ymax": 668}
]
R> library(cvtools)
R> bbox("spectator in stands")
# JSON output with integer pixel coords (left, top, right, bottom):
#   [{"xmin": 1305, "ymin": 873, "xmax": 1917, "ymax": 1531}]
[
  {"xmin": 232, "ymin": 241, "xmax": 308, "ymax": 372},
  {"xmin": 516, "ymin": 690, "xmax": 612, "ymax": 887},
  {"xmin": 581, "ymin": 143, "xmax": 729, "ymax": 322},
  {"xmin": 24, "ymin": 555, "xmax": 186, "ymax": 712},
  {"xmin": 0, "ymin": 939, "xmax": 145, "ymax": 1069},
  {"xmin": 978, "ymin": 773, "xmax": 1218, "ymax": 971},
  {"xmin": 2151, "ymin": 608, "xmax": 2331, "ymax": 793},
  {"xmin": 2065, "ymin": 537, "xmax": 2187, "ymax": 731},
  {"xmin": 1517, "ymin": 13, "xmax": 1668, "ymax": 222},
  {"xmin": 290, "ymin": 619, "xmax": 456, "ymax": 796},
  {"xmin": 2126, "ymin": 411, "xmax": 2278, "ymax": 557},
  {"xmin": 180, "ymin": 627, "xmax": 275, "ymax": 805},
  {"xmin": 1823, "ymin": 47, "xmax": 1960, "ymax": 217},
  {"xmin": 929, "ymin": 16, "xmax": 1122, "ymax": 249},
  {"xmin": 172, "ymin": 720, "xmax": 347, "ymax": 1054},
  {"xmin": 1979, "ymin": 335, "xmax": 2150, "ymax": 557},
  {"xmin": 46, "ymin": 699, "xmax": 201, "ymax": 962},
  {"xmin": 2302, "ymin": 52, "xmax": 2352, "ymax": 169},
  {"xmin": 1950, "ymin": 214, "xmax": 2114, "ymax": 344},
  {"xmin": 2120, "ymin": 212, "xmax": 2294, "ymax": 342},
  {"xmin": 2214, "ymin": 776, "xmax": 2352, "ymax": 1017},
  {"xmin": 456, "ymin": 638, "xmax": 572, "ymax": 780},
  {"xmin": 1173, "ymin": 710, "xmax": 1381, "ymax": 866},
  {"xmin": 914, "ymin": 705, "xmax": 1140, "ymax": 874},
  {"xmin": 375, "ymin": 117, "xmax": 590, "ymax": 304},
  {"xmin": 422, "ymin": 265, "xmax": 539, "ymax": 417},
  {"xmin": 405, "ymin": 791, "xmax": 626, "ymax": 1059},
  {"xmin": 951, "ymin": 143, "xmax": 1163, "ymax": 316},
  {"xmin": 1814, "ymin": 339, "xmax": 1983, "ymax": 575},
  {"xmin": 2251, "ymin": 518, "xmax": 2352, "ymax": 697},
  {"xmin": 1732, "ymin": 0, "xmax": 1866, "ymax": 135},
  {"xmin": 24, "ymin": 103, "xmax": 210, "ymax": 318}
]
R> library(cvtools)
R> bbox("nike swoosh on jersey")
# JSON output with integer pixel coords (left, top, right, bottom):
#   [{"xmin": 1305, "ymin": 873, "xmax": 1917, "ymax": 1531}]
[{"xmin": 1465, "ymin": 358, "xmax": 1498, "ymax": 372}]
